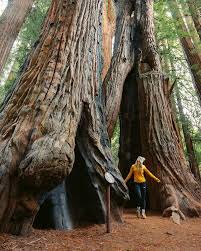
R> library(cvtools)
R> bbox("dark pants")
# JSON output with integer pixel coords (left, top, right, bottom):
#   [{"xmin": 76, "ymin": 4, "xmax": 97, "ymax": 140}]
[{"xmin": 134, "ymin": 182, "xmax": 146, "ymax": 210}]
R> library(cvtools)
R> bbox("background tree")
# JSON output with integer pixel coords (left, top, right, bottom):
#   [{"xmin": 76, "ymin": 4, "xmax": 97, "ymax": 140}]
[
  {"xmin": 0, "ymin": 0, "xmax": 51, "ymax": 101},
  {"xmin": 155, "ymin": 0, "xmax": 201, "ymax": 170},
  {"xmin": 174, "ymin": 82, "xmax": 200, "ymax": 180},
  {"xmin": 0, "ymin": 0, "xmax": 35, "ymax": 74},
  {"xmin": 167, "ymin": 0, "xmax": 201, "ymax": 104},
  {"xmin": 186, "ymin": 0, "xmax": 201, "ymax": 41}
]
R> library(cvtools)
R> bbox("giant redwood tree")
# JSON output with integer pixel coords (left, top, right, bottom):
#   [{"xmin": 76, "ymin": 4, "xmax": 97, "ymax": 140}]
[
  {"xmin": 0, "ymin": 0, "xmax": 201, "ymax": 236},
  {"xmin": 0, "ymin": 0, "xmax": 128, "ymax": 235},
  {"xmin": 34, "ymin": 0, "xmax": 135, "ymax": 231},
  {"xmin": 120, "ymin": 0, "xmax": 201, "ymax": 217}
]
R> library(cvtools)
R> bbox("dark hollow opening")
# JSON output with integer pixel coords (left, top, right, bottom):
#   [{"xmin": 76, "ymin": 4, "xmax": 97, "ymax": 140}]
[
  {"xmin": 33, "ymin": 145, "xmax": 105, "ymax": 230},
  {"xmin": 33, "ymin": 197, "xmax": 54, "ymax": 229},
  {"xmin": 66, "ymin": 145, "xmax": 105, "ymax": 226}
]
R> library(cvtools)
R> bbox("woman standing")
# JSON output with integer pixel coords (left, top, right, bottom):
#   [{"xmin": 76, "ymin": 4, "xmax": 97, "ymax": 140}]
[{"xmin": 125, "ymin": 156, "xmax": 160, "ymax": 219}]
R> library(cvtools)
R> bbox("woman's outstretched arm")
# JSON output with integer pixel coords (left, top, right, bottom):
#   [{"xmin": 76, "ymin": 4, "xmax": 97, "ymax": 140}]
[
  {"xmin": 125, "ymin": 166, "xmax": 133, "ymax": 183},
  {"xmin": 144, "ymin": 166, "xmax": 160, "ymax": 182}
]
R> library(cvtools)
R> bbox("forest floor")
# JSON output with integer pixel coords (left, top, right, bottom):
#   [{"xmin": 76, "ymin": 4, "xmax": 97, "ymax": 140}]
[{"xmin": 0, "ymin": 209, "xmax": 201, "ymax": 251}]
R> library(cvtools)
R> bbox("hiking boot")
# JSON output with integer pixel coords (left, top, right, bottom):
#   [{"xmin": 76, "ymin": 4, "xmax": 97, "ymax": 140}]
[
  {"xmin": 141, "ymin": 209, "xmax": 146, "ymax": 219},
  {"xmin": 136, "ymin": 207, "xmax": 141, "ymax": 218}
]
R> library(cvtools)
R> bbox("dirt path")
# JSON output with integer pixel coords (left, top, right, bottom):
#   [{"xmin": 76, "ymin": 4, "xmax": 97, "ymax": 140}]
[{"xmin": 1, "ymin": 210, "xmax": 201, "ymax": 251}]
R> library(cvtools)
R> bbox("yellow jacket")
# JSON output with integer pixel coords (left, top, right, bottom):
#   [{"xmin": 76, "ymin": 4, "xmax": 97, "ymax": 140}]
[{"xmin": 125, "ymin": 164, "xmax": 160, "ymax": 183}]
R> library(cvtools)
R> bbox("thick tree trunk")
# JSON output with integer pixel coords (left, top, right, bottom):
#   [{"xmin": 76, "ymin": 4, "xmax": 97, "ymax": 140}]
[
  {"xmin": 187, "ymin": 0, "xmax": 201, "ymax": 41},
  {"xmin": 168, "ymin": 0, "xmax": 201, "ymax": 105},
  {"xmin": 104, "ymin": 0, "xmax": 134, "ymax": 138},
  {"xmin": 0, "ymin": 0, "xmax": 128, "ymax": 235},
  {"xmin": 174, "ymin": 83, "xmax": 201, "ymax": 181},
  {"xmin": 139, "ymin": 73, "xmax": 201, "ymax": 217},
  {"xmin": 0, "ymin": 0, "xmax": 34, "ymax": 75},
  {"xmin": 35, "ymin": 0, "xmax": 129, "ymax": 231},
  {"xmin": 38, "ymin": 0, "xmax": 133, "ymax": 229},
  {"xmin": 121, "ymin": 0, "xmax": 201, "ymax": 217}
]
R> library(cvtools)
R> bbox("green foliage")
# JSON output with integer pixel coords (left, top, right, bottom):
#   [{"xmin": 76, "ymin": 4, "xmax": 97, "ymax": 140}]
[
  {"xmin": 0, "ymin": 0, "xmax": 51, "ymax": 102},
  {"xmin": 154, "ymin": 0, "xmax": 201, "ymax": 170}
]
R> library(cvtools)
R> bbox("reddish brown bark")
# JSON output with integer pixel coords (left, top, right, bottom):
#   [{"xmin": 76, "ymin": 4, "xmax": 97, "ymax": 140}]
[
  {"xmin": 121, "ymin": 0, "xmax": 201, "ymax": 218},
  {"xmin": 104, "ymin": 0, "xmax": 134, "ymax": 138},
  {"xmin": 0, "ymin": 0, "xmax": 128, "ymax": 235},
  {"xmin": 0, "ymin": 0, "xmax": 35, "ymax": 75}
]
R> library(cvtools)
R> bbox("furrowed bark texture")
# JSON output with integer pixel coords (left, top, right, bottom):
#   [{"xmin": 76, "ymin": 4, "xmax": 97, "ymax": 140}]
[
  {"xmin": 0, "ymin": 0, "xmax": 128, "ymax": 235},
  {"xmin": 168, "ymin": 0, "xmax": 201, "ymax": 105},
  {"xmin": 36, "ymin": 0, "xmax": 129, "ymax": 231},
  {"xmin": 121, "ymin": 0, "xmax": 201, "ymax": 217},
  {"xmin": 139, "ymin": 72, "xmax": 201, "ymax": 217},
  {"xmin": 104, "ymin": 0, "xmax": 134, "ymax": 138},
  {"xmin": 139, "ymin": 0, "xmax": 201, "ymax": 217},
  {"xmin": 0, "ymin": 0, "xmax": 34, "ymax": 75}
]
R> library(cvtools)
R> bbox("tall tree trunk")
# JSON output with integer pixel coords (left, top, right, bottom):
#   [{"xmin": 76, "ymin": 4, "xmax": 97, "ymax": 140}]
[
  {"xmin": 121, "ymin": 0, "xmax": 201, "ymax": 217},
  {"xmin": 36, "ymin": 0, "xmax": 131, "ymax": 231},
  {"xmin": 186, "ymin": 0, "xmax": 201, "ymax": 41},
  {"xmin": 36, "ymin": 0, "xmax": 133, "ymax": 230},
  {"xmin": 0, "ymin": 0, "xmax": 128, "ymax": 235},
  {"xmin": 45, "ymin": 1, "xmax": 135, "ymax": 221},
  {"xmin": 104, "ymin": 0, "xmax": 134, "ymax": 138},
  {"xmin": 168, "ymin": 0, "xmax": 201, "ymax": 105},
  {"xmin": 35, "ymin": 0, "xmax": 116, "ymax": 231},
  {"xmin": 0, "ymin": 0, "xmax": 35, "ymax": 75}
]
